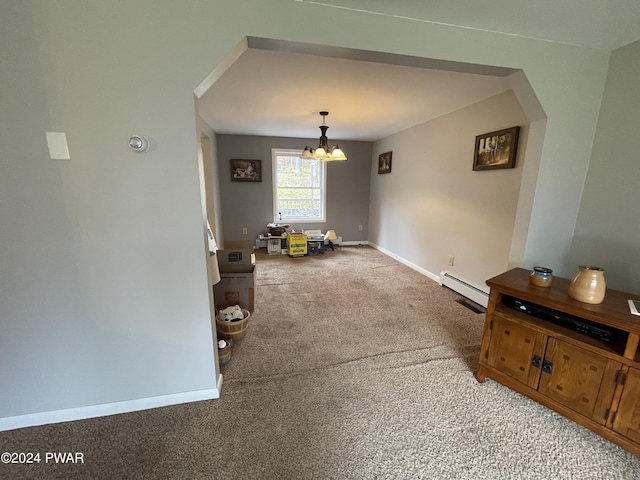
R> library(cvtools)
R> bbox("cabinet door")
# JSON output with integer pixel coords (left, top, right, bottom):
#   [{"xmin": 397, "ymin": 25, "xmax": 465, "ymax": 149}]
[
  {"xmin": 538, "ymin": 338, "xmax": 620, "ymax": 421},
  {"xmin": 487, "ymin": 313, "xmax": 546, "ymax": 388},
  {"xmin": 613, "ymin": 367, "xmax": 640, "ymax": 443}
]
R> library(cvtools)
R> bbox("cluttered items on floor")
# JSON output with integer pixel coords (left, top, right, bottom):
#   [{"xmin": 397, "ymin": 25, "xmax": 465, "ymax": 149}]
[
  {"xmin": 266, "ymin": 222, "xmax": 289, "ymax": 236},
  {"xmin": 216, "ymin": 305, "xmax": 251, "ymax": 341},
  {"xmin": 217, "ymin": 305, "xmax": 244, "ymax": 321},
  {"xmin": 256, "ymin": 224, "xmax": 337, "ymax": 257},
  {"xmin": 286, "ymin": 232, "xmax": 307, "ymax": 257},
  {"xmin": 213, "ymin": 249, "xmax": 255, "ymax": 312},
  {"xmin": 262, "ymin": 223, "xmax": 289, "ymax": 255},
  {"xmin": 217, "ymin": 339, "xmax": 232, "ymax": 366}
]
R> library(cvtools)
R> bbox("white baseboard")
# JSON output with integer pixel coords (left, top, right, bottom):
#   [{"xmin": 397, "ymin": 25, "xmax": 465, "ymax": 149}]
[
  {"xmin": 368, "ymin": 242, "xmax": 440, "ymax": 283},
  {"xmin": 0, "ymin": 384, "xmax": 221, "ymax": 432},
  {"xmin": 341, "ymin": 240, "xmax": 369, "ymax": 246}
]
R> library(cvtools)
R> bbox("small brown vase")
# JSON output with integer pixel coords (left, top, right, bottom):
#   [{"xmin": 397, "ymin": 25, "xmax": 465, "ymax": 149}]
[
  {"xmin": 530, "ymin": 266, "xmax": 553, "ymax": 287},
  {"xmin": 568, "ymin": 265, "xmax": 606, "ymax": 304}
]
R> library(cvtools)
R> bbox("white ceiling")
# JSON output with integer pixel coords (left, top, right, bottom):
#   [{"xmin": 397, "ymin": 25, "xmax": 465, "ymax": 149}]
[
  {"xmin": 304, "ymin": 0, "xmax": 640, "ymax": 51},
  {"xmin": 198, "ymin": 48, "xmax": 513, "ymax": 142},
  {"xmin": 197, "ymin": 1, "xmax": 640, "ymax": 143}
]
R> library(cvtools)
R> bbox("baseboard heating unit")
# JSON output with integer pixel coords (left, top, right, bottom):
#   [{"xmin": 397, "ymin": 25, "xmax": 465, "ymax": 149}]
[{"xmin": 440, "ymin": 272, "xmax": 489, "ymax": 308}]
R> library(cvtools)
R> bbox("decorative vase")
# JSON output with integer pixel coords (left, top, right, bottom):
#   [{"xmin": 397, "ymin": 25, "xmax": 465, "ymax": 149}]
[
  {"xmin": 568, "ymin": 265, "xmax": 606, "ymax": 304},
  {"xmin": 529, "ymin": 266, "xmax": 553, "ymax": 288}
]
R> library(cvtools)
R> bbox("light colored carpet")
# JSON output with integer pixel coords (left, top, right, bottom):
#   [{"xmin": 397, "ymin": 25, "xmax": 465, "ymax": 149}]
[{"xmin": 1, "ymin": 246, "xmax": 639, "ymax": 479}]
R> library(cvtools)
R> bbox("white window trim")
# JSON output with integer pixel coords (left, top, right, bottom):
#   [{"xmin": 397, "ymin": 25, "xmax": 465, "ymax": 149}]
[{"xmin": 272, "ymin": 148, "xmax": 327, "ymax": 223}]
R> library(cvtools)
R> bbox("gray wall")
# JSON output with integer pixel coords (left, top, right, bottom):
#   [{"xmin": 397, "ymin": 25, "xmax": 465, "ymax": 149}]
[
  {"xmin": 369, "ymin": 90, "xmax": 529, "ymax": 288},
  {"xmin": 216, "ymin": 135, "xmax": 372, "ymax": 246},
  {"xmin": 569, "ymin": 39, "xmax": 640, "ymax": 293},
  {"xmin": 0, "ymin": 0, "xmax": 618, "ymax": 427}
]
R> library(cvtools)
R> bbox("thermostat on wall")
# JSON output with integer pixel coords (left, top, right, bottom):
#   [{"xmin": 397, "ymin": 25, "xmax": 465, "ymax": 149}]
[{"xmin": 128, "ymin": 135, "xmax": 150, "ymax": 152}]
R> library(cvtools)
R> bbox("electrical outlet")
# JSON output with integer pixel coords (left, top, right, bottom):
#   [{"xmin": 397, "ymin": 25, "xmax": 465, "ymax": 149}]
[
  {"xmin": 242, "ymin": 227, "xmax": 248, "ymax": 235},
  {"xmin": 358, "ymin": 225, "xmax": 363, "ymax": 231},
  {"xmin": 448, "ymin": 256, "xmax": 455, "ymax": 266}
]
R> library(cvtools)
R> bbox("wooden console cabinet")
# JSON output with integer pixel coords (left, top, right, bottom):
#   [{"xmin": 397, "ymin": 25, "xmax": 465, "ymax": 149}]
[{"xmin": 476, "ymin": 268, "xmax": 640, "ymax": 456}]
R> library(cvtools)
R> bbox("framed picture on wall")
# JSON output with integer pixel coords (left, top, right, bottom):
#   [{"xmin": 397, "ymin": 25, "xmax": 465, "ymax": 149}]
[
  {"xmin": 231, "ymin": 159, "xmax": 262, "ymax": 182},
  {"xmin": 378, "ymin": 151, "xmax": 392, "ymax": 174},
  {"xmin": 473, "ymin": 126, "xmax": 520, "ymax": 171}
]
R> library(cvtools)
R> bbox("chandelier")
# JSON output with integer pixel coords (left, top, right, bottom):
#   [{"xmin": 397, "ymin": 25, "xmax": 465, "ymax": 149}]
[{"xmin": 300, "ymin": 111, "xmax": 347, "ymax": 161}]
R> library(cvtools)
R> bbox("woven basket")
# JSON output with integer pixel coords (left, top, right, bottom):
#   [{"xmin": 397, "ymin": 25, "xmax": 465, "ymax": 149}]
[
  {"xmin": 216, "ymin": 309, "xmax": 250, "ymax": 341},
  {"xmin": 217, "ymin": 338, "xmax": 232, "ymax": 366}
]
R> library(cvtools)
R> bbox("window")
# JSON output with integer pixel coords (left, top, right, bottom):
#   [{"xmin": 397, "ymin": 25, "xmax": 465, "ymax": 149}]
[{"xmin": 272, "ymin": 148, "xmax": 326, "ymax": 222}]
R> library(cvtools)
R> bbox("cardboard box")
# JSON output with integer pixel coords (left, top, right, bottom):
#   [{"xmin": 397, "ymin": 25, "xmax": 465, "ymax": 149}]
[
  {"xmin": 213, "ymin": 249, "xmax": 256, "ymax": 312},
  {"xmin": 287, "ymin": 233, "xmax": 307, "ymax": 257},
  {"xmin": 288, "ymin": 245, "xmax": 307, "ymax": 256}
]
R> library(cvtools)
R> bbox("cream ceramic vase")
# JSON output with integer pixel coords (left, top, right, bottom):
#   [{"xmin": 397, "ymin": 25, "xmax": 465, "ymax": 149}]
[{"xmin": 568, "ymin": 265, "xmax": 606, "ymax": 304}]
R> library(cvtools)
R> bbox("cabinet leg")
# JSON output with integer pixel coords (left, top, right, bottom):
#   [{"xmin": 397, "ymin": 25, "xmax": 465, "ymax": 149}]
[{"xmin": 475, "ymin": 365, "xmax": 487, "ymax": 383}]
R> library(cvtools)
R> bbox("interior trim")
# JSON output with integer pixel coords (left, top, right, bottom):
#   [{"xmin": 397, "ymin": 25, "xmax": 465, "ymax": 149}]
[{"xmin": 0, "ymin": 387, "xmax": 220, "ymax": 432}]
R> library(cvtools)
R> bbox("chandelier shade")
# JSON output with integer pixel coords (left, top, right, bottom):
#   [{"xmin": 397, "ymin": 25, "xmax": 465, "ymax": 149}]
[{"xmin": 300, "ymin": 111, "xmax": 348, "ymax": 162}]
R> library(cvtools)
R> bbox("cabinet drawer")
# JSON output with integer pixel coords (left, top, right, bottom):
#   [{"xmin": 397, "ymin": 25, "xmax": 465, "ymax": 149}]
[
  {"xmin": 613, "ymin": 367, "xmax": 640, "ymax": 442},
  {"xmin": 538, "ymin": 338, "xmax": 620, "ymax": 420},
  {"xmin": 487, "ymin": 312, "xmax": 547, "ymax": 389}
]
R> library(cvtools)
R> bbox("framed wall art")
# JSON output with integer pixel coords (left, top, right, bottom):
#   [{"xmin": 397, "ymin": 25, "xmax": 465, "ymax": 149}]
[
  {"xmin": 473, "ymin": 126, "xmax": 520, "ymax": 171},
  {"xmin": 378, "ymin": 151, "xmax": 392, "ymax": 174},
  {"xmin": 230, "ymin": 159, "xmax": 262, "ymax": 182}
]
